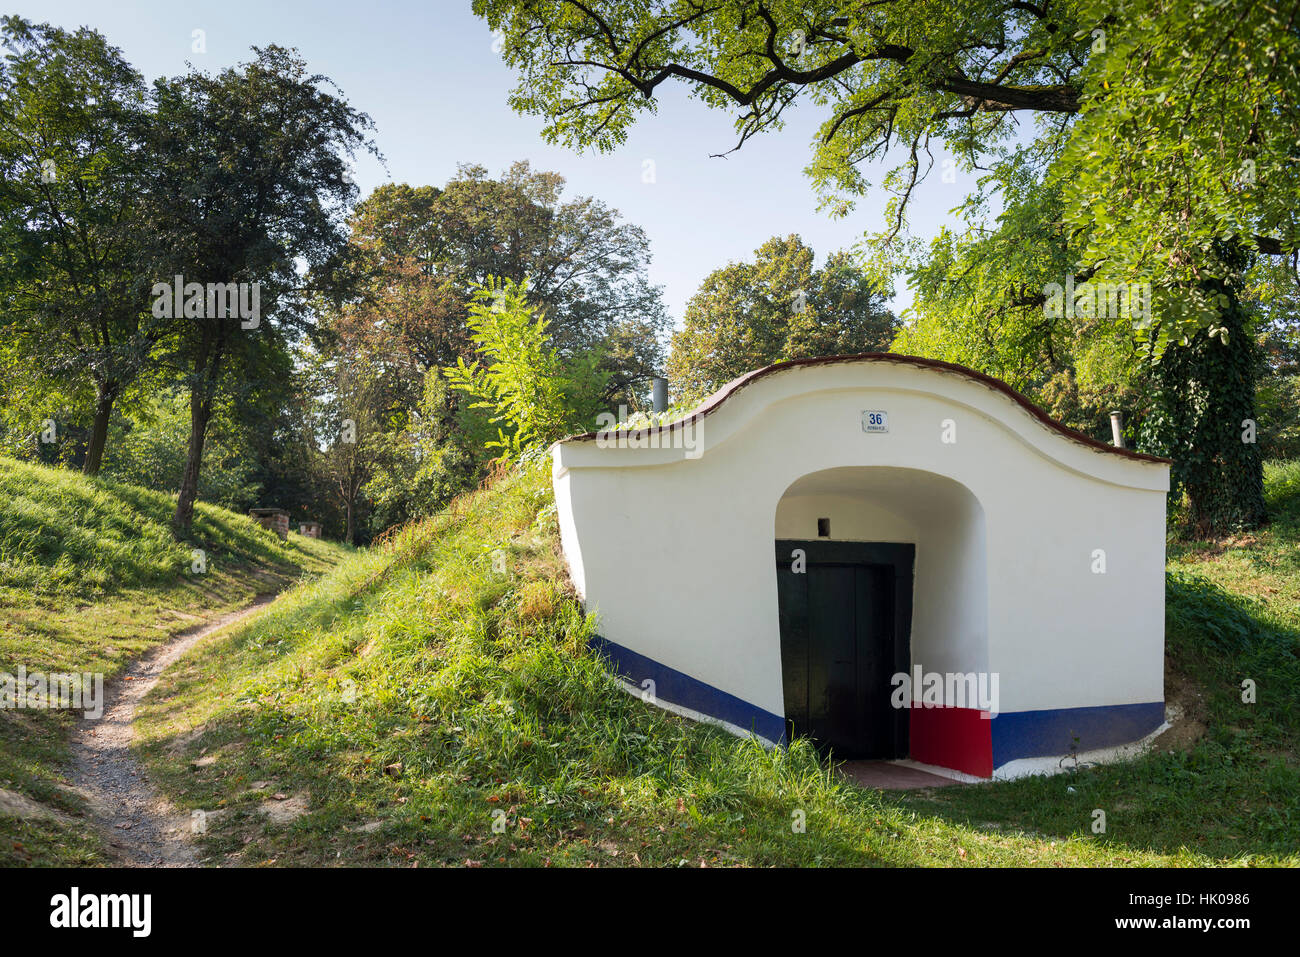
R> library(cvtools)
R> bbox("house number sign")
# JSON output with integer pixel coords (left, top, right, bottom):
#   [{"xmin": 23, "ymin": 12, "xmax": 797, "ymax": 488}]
[{"xmin": 862, "ymin": 410, "xmax": 889, "ymax": 433}]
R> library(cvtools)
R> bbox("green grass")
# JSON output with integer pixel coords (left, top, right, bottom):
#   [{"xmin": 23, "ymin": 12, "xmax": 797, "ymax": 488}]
[
  {"xmin": 133, "ymin": 457, "xmax": 1300, "ymax": 867},
  {"xmin": 0, "ymin": 456, "xmax": 352, "ymax": 866}
]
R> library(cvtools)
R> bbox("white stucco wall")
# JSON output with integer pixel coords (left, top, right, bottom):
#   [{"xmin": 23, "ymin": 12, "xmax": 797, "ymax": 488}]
[
  {"xmin": 775, "ymin": 468, "xmax": 988, "ymax": 681},
  {"xmin": 552, "ymin": 358, "xmax": 1169, "ymax": 724}
]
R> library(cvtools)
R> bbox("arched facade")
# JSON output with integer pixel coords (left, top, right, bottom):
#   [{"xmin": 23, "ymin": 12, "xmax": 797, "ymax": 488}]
[{"xmin": 551, "ymin": 355, "xmax": 1171, "ymax": 778}]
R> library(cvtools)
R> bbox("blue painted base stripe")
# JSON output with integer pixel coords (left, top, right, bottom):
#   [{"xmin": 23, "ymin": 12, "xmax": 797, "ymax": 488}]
[
  {"xmin": 992, "ymin": 701, "xmax": 1165, "ymax": 768},
  {"xmin": 589, "ymin": 635, "xmax": 787, "ymax": 744}
]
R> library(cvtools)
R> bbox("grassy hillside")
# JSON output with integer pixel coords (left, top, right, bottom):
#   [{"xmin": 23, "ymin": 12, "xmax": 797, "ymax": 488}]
[
  {"xmin": 0, "ymin": 456, "xmax": 352, "ymax": 865},
  {"xmin": 134, "ymin": 456, "xmax": 1300, "ymax": 867}
]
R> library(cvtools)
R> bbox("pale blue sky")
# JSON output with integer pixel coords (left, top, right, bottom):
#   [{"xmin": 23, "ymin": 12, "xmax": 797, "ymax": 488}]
[{"xmin": 13, "ymin": 0, "xmax": 980, "ymax": 325}]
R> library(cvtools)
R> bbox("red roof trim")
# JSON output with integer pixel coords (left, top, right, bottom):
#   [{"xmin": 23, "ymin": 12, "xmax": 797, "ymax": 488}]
[{"xmin": 561, "ymin": 353, "xmax": 1172, "ymax": 465}]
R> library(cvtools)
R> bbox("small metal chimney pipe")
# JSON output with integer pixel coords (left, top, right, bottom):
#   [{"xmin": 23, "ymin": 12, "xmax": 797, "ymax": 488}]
[
  {"xmin": 651, "ymin": 376, "xmax": 668, "ymax": 414},
  {"xmin": 1109, "ymin": 410, "xmax": 1125, "ymax": 449}
]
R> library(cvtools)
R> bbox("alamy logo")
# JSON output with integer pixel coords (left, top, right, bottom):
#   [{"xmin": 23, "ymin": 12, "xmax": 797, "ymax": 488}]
[
  {"xmin": 151, "ymin": 275, "xmax": 261, "ymax": 328},
  {"xmin": 890, "ymin": 666, "xmax": 1000, "ymax": 718},
  {"xmin": 594, "ymin": 406, "xmax": 703, "ymax": 459},
  {"xmin": 49, "ymin": 887, "xmax": 151, "ymax": 937},
  {"xmin": 0, "ymin": 666, "xmax": 103, "ymax": 719},
  {"xmin": 1043, "ymin": 274, "xmax": 1150, "ymax": 321}
]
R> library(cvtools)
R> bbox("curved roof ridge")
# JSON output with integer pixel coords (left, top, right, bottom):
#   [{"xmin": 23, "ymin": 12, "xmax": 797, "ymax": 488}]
[{"xmin": 562, "ymin": 352, "xmax": 1171, "ymax": 465}]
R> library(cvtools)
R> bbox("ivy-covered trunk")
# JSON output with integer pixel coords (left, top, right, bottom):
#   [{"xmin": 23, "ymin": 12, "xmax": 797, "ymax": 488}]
[{"xmin": 1140, "ymin": 282, "xmax": 1266, "ymax": 536}]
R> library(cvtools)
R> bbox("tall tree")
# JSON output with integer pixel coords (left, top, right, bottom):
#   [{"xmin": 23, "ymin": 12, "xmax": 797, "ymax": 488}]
[
  {"xmin": 318, "ymin": 164, "xmax": 672, "ymax": 530},
  {"xmin": 308, "ymin": 354, "xmax": 383, "ymax": 545},
  {"xmin": 0, "ymin": 16, "xmax": 160, "ymax": 474},
  {"xmin": 145, "ymin": 45, "xmax": 376, "ymax": 535},
  {"xmin": 330, "ymin": 182, "xmax": 465, "ymax": 378},
  {"xmin": 668, "ymin": 235, "xmax": 896, "ymax": 401},
  {"xmin": 440, "ymin": 162, "xmax": 669, "ymax": 373},
  {"xmin": 99, "ymin": 392, "xmax": 264, "ymax": 511},
  {"xmin": 1140, "ymin": 272, "xmax": 1268, "ymax": 534},
  {"xmin": 333, "ymin": 164, "xmax": 670, "ymax": 399}
]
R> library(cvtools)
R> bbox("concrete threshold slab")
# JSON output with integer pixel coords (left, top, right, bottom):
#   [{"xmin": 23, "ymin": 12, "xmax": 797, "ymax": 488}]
[{"xmin": 839, "ymin": 760, "xmax": 966, "ymax": 790}]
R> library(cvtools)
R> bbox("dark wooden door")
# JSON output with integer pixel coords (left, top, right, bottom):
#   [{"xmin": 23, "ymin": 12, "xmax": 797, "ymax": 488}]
[{"xmin": 776, "ymin": 541, "xmax": 913, "ymax": 759}]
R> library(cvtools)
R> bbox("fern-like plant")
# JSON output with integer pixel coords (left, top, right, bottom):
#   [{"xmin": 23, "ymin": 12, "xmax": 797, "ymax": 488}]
[{"xmin": 443, "ymin": 277, "xmax": 608, "ymax": 459}]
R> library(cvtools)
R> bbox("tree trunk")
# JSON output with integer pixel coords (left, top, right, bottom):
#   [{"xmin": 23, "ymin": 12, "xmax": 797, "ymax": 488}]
[
  {"xmin": 172, "ymin": 390, "xmax": 213, "ymax": 536},
  {"xmin": 1181, "ymin": 320, "xmax": 1267, "ymax": 535},
  {"xmin": 1142, "ymin": 281, "xmax": 1266, "ymax": 536},
  {"xmin": 82, "ymin": 387, "xmax": 116, "ymax": 477},
  {"xmin": 345, "ymin": 494, "xmax": 355, "ymax": 545}
]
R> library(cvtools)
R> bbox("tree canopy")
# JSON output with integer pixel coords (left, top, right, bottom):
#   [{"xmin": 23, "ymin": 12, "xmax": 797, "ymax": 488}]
[
  {"xmin": 668, "ymin": 234, "xmax": 896, "ymax": 401},
  {"xmin": 475, "ymin": 0, "xmax": 1300, "ymax": 348},
  {"xmin": 145, "ymin": 44, "xmax": 377, "ymax": 533},
  {"xmin": 332, "ymin": 163, "xmax": 669, "ymax": 388}
]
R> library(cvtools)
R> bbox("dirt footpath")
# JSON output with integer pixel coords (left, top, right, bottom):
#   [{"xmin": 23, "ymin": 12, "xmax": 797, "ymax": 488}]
[{"xmin": 67, "ymin": 597, "xmax": 273, "ymax": 867}]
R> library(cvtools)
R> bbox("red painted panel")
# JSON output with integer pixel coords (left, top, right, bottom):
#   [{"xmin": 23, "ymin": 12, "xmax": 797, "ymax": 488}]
[{"xmin": 910, "ymin": 706, "xmax": 993, "ymax": 778}]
